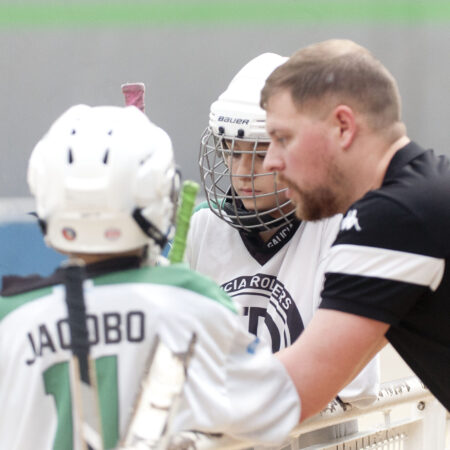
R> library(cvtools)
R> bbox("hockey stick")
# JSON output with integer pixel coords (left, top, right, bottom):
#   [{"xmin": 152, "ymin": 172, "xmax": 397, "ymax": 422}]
[
  {"xmin": 119, "ymin": 82, "xmax": 200, "ymax": 448},
  {"xmin": 121, "ymin": 82, "xmax": 145, "ymax": 112},
  {"xmin": 119, "ymin": 181, "xmax": 200, "ymax": 449},
  {"xmin": 121, "ymin": 81, "xmax": 199, "ymax": 260},
  {"xmin": 62, "ymin": 259, "xmax": 103, "ymax": 450},
  {"xmin": 168, "ymin": 180, "xmax": 199, "ymax": 264},
  {"xmin": 121, "ymin": 82, "xmax": 199, "ymax": 265},
  {"xmin": 121, "ymin": 83, "xmax": 199, "ymax": 263},
  {"xmin": 120, "ymin": 334, "xmax": 196, "ymax": 449},
  {"xmin": 119, "ymin": 181, "xmax": 199, "ymax": 450}
]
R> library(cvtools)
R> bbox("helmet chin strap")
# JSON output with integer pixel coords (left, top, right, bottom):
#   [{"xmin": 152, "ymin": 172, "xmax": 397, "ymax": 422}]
[
  {"xmin": 29, "ymin": 212, "xmax": 48, "ymax": 236},
  {"xmin": 132, "ymin": 208, "xmax": 168, "ymax": 249}
]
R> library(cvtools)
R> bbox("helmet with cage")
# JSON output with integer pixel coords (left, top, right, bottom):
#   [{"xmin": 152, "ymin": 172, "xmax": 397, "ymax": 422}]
[
  {"xmin": 28, "ymin": 104, "xmax": 179, "ymax": 259},
  {"xmin": 199, "ymin": 53, "xmax": 296, "ymax": 233}
]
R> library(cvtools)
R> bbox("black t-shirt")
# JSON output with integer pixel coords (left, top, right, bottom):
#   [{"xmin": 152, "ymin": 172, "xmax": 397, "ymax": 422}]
[{"xmin": 320, "ymin": 141, "xmax": 450, "ymax": 411}]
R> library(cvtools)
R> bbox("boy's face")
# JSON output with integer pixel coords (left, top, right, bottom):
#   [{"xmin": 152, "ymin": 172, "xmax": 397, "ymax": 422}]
[{"xmin": 224, "ymin": 139, "xmax": 289, "ymax": 214}]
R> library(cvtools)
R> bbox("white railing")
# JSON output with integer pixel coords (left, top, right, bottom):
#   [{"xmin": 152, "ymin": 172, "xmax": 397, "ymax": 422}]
[{"xmin": 170, "ymin": 377, "xmax": 448, "ymax": 450}]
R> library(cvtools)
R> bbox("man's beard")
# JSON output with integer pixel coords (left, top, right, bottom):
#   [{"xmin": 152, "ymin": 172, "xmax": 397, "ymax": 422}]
[{"xmin": 278, "ymin": 173, "xmax": 345, "ymax": 221}]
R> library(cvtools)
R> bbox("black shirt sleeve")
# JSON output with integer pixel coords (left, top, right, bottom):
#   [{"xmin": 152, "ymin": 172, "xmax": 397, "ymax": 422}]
[{"xmin": 319, "ymin": 192, "xmax": 444, "ymax": 325}]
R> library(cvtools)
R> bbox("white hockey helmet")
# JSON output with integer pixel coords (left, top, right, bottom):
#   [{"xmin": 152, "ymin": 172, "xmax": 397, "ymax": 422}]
[
  {"xmin": 28, "ymin": 104, "xmax": 179, "ymax": 255},
  {"xmin": 200, "ymin": 53, "xmax": 296, "ymax": 232}
]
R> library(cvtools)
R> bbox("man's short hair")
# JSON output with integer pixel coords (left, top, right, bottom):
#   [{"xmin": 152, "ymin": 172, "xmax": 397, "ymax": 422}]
[{"xmin": 260, "ymin": 39, "xmax": 402, "ymax": 132}]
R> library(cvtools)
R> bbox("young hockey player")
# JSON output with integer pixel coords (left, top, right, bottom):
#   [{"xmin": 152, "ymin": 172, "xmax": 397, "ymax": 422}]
[
  {"xmin": 187, "ymin": 53, "xmax": 380, "ymax": 447},
  {"xmin": 0, "ymin": 104, "xmax": 300, "ymax": 449}
]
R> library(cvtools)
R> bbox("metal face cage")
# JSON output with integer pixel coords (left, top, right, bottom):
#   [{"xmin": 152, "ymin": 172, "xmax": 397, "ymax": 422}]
[{"xmin": 199, "ymin": 127, "xmax": 296, "ymax": 233}]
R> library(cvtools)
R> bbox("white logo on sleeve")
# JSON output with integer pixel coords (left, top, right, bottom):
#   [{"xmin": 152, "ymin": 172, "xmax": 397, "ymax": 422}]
[{"xmin": 341, "ymin": 209, "xmax": 362, "ymax": 232}]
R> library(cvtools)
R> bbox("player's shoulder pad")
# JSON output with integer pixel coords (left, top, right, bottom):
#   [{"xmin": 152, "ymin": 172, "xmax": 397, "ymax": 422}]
[{"xmin": 93, "ymin": 264, "xmax": 238, "ymax": 314}]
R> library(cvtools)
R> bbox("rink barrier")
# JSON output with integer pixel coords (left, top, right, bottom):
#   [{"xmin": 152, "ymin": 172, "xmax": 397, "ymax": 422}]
[{"xmin": 170, "ymin": 376, "xmax": 448, "ymax": 450}]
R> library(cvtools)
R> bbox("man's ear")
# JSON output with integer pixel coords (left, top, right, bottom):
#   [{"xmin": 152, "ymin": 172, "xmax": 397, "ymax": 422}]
[{"xmin": 332, "ymin": 105, "xmax": 357, "ymax": 150}]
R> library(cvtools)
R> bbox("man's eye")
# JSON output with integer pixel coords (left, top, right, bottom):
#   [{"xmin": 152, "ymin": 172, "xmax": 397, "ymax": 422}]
[{"xmin": 281, "ymin": 136, "xmax": 290, "ymax": 146}]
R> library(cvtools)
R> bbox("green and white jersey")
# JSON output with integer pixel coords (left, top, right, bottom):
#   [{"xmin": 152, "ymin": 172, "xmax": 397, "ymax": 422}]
[{"xmin": 0, "ymin": 262, "xmax": 300, "ymax": 449}]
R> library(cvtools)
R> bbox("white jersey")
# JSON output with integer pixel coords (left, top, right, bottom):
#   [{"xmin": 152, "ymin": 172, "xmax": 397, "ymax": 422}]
[
  {"xmin": 0, "ymin": 261, "xmax": 299, "ymax": 449},
  {"xmin": 187, "ymin": 209, "xmax": 340, "ymax": 350},
  {"xmin": 187, "ymin": 208, "xmax": 379, "ymax": 407}
]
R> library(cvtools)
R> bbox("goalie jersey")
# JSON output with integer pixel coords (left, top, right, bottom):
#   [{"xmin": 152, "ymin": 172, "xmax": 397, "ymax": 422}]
[{"xmin": 0, "ymin": 257, "xmax": 299, "ymax": 449}]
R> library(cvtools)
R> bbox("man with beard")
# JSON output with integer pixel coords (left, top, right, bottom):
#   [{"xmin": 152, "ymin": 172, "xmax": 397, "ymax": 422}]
[{"xmin": 261, "ymin": 38, "xmax": 450, "ymax": 418}]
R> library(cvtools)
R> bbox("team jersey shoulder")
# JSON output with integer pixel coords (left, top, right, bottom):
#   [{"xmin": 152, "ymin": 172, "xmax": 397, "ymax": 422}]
[{"xmin": 93, "ymin": 264, "xmax": 238, "ymax": 313}]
